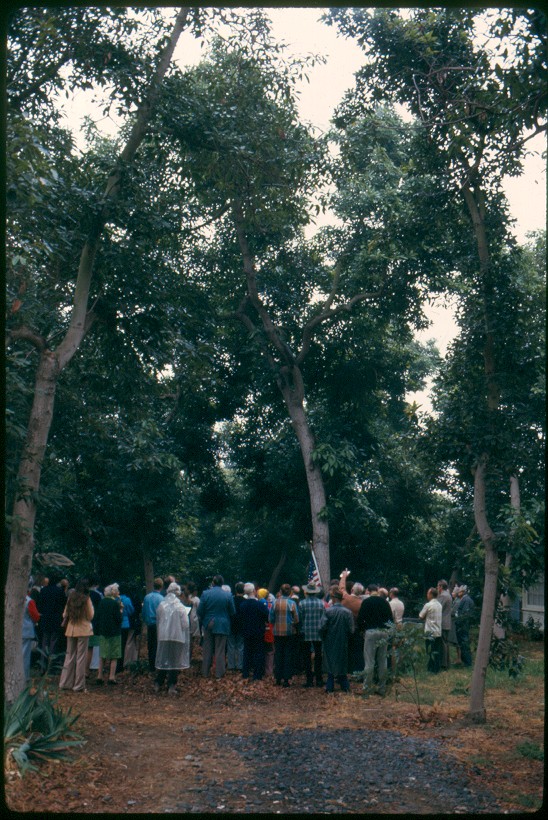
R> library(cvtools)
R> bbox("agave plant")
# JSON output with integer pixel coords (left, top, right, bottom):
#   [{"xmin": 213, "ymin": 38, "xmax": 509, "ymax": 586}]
[{"xmin": 4, "ymin": 680, "xmax": 84, "ymax": 774}]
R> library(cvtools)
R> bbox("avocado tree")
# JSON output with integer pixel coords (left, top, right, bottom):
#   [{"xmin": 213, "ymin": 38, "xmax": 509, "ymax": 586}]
[
  {"xmin": 326, "ymin": 6, "xmax": 546, "ymax": 721},
  {"xmin": 4, "ymin": 6, "xmax": 195, "ymax": 702}
]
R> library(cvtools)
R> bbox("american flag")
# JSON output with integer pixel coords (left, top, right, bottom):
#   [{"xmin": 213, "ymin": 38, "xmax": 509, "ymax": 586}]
[{"xmin": 307, "ymin": 548, "xmax": 321, "ymax": 587}]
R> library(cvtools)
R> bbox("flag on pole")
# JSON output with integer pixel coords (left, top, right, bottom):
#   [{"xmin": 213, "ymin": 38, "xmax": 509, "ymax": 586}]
[{"xmin": 307, "ymin": 546, "xmax": 321, "ymax": 587}]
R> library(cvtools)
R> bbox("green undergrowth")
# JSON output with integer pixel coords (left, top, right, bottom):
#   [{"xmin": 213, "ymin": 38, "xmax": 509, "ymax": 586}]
[{"xmin": 4, "ymin": 679, "xmax": 85, "ymax": 775}]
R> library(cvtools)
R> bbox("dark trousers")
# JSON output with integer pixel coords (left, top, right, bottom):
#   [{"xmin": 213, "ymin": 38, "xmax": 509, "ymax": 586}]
[
  {"xmin": 156, "ymin": 669, "xmax": 178, "ymax": 687},
  {"xmin": 39, "ymin": 629, "xmax": 64, "ymax": 672},
  {"xmin": 441, "ymin": 628, "xmax": 450, "ymax": 669},
  {"xmin": 147, "ymin": 624, "xmax": 158, "ymax": 671},
  {"xmin": 242, "ymin": 635, "xmax": 266, "ymax": 680},
  {"xmin": 326, "ymin": 673, "xmax": 349, "ymax": 692},
  {"xmin": 456, "ymin": 625, "xmax": 472, "ymax": 666},
  {"xmin": 426, "ymin": 635, "xmax": 443, "ymax": 673},
  {"xmin": 274, "ymin": 635, "xmax": 296, "ymax": 682},
  {"xmin": 301, "ymin": 640, "xmax": 323, "ymax": 683},
  {"xmin": 349, "ymin": 630, "xmax": 364, "ymax": 673}
]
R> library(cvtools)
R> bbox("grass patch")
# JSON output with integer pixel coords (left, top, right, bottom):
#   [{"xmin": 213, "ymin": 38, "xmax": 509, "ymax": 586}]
[{"xmin": 516, "ymin": 741, "xmax": 544, "ymax": 761}]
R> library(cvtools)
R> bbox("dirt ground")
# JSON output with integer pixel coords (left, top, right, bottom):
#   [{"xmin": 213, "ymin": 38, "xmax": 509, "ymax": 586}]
[{"xmin": 5, "ymin": 642, "xmax": 544, "ymax": 814}]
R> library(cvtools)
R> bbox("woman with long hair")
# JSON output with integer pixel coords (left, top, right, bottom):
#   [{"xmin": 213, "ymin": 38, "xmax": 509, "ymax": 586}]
[{"xmin": 59, "ymin": 578, "xmax": 94, "ymax": 692}]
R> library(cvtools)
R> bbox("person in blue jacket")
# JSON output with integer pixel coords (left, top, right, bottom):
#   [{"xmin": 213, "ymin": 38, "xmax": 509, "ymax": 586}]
[
  {"xmin": 142, "ymin": 578, "xmax": 165, "ymax": 671},
  {"xmin": 117, "ymin": 584, "xmax": 135, "ymax": 672},
  {"xmin": 197, "ymin": 575, "xmax": 235, "ymax": 679}
]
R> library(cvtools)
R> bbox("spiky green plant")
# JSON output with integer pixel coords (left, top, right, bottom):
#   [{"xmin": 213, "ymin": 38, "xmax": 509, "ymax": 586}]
[{"xmin": 4, "ymin": 680, "xmax": 84, "ymax": 774}]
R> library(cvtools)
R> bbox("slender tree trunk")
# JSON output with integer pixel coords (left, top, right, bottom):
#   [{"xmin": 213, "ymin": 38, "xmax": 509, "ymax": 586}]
[
  {"xmin": 462, "ymin": 183, "xmax": 502, "ymax": 723},
  {"xmin": 279, "ymin": 367, "xmax": 331, "ymax": 588},
  {"xmin": 268, "ymin": 548, "xmax": 287, "ymax": 593},
  {"xmin": 4, "ymin": 352, "xmax": 59, "ymax": 700},
  {"xmin": 469, "ymin": 456, "xmax": 499, "ymax": 722},
  {"xmin": 143, "ymin": 553, "xmax": 155, "ymax": 593},
  {"xmin": 4, "ymin": 8, "xmax": 190, "ymax": 704},
  {"xmin": 232, "ymin": 202, "xmax": 333, "ymax": 590}
]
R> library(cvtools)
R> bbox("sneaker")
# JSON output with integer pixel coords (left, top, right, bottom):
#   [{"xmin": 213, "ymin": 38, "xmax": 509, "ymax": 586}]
[
  {"xmin": 95, "ymin": 679, "xmax": 104, "ymax": 686},
  {"xmin": 168, "ymin": 686, "xmax": 178, "ymax": 695},
  {"xmin": 107, "ymin": 679, "xmax": 117, "ymax": 685},
  {"xmin": 153, "ymin": 682, "xmax": 161, "ymax": 694}
]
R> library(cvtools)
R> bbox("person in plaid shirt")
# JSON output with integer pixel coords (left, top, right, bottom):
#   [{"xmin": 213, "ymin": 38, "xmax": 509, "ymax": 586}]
[
  {"xmin": 269, "ymin": 583, "xmax": 299, "ymax": 687},
  {"xmin": 298, "ymin": 583, "xmax": 325, "ymax": 688}
]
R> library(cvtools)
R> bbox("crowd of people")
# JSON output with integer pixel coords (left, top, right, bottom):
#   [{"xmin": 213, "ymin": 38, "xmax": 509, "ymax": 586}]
[{"xmin": 23, "ymin": 569, "xmax": 475, "ymax": 696}]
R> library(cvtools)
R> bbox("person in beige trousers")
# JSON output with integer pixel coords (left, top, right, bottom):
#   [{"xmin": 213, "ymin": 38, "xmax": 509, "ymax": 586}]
[{"xmin": 59, "ymin": 579, "xmax": 94, "ymax": 693}]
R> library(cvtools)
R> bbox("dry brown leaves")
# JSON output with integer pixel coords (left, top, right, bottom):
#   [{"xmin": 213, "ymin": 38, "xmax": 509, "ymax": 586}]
[{"xmin": 4, "ymin": 645, "xmax": 544, "ymax": 814}]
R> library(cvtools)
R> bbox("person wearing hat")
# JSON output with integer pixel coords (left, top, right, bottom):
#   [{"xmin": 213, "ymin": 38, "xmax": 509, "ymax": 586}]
[
  {"xmin": 299, "ymin": 582, "xmax": 325, "ymax": 688},
  {"xmin": 319, "ymin": 588, "xmax": 354, "ymax": 693},
  {"xmin": 154, "ymin": 583, "xmax": 190, "ymax": 694},
  {"xmin": 454, "ymin": 585, "xmax": 475, "ymax": 667}
]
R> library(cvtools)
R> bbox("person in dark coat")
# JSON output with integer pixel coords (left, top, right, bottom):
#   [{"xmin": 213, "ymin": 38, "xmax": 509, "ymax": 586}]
[
  {"xmin": 37, "ymin": 572, "xmax": 68, "ymax": 673},
  {"xmin": 239, "ymin": 583, "xmax": 268, "ymax": 680},
  {"xmin": 319, "ymin": 588, "xmax": 354, "ymax": 693}
]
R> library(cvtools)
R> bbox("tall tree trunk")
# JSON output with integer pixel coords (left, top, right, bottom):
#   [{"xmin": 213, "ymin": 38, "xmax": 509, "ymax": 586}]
[
  {"xmin": 4, "ymin": 8, "xmax": 190, "ymax": 704},
  {"xmin": 469, "ymin": 456, "xmax": 498, "ymax": 722},
  {"xmin": 462, "ymin": 182, "xmax": 501, "ymax": 723},
  {"xmin": 143, "ymin": 553, "xmax": 155, "ymax": 593},
  {"xmin": 268, "ymin": 548, "xmax": 287, "ymax": 593},
  {"xmin": 278, "ymin": 366, "xmax": 331, "ymax": 589}
]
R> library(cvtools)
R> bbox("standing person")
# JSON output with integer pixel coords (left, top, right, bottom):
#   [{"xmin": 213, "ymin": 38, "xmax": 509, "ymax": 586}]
[
  {"xmin": 239, "ymin": 583, "xmax": 268, "ymax": 681},
  {"xmin": 142, "ymin": 578, "xmax": 164, "ymax": 672},
  {"xmin": 455, "ymin": 585, "xmax": 475, "ymax": 667},
  {"xmin": 269, "ymin": 583, "xmax": 300, "ymax": 687},
  {"xmin": 436, "ymin": 580, "xmax": 452, "ymax": 670},
  {"xmin": 319, "ymin": 588, "xmax": 355, "ymax": 693},
  {"xmin": 257, "ymin": 588, "xmax": 275, "ymax": 676},
  {"xmin": 182, "ymin": 581, "xmax": 201, "ymax": 662},
  {"xmin": 37, "ymin": 572, "xmax": 67, "ymax": 673},
  {"xmin": 388, "ymin": 587, "xmax": 405, "ymax": 674},
  {"xmin": 298, "ymin": 582, "xmax": 325, "ymax": 688},
  {"xmin": 419, "ymin": 587, "xmax": 443, "ymax": 674},
  {"xmin": 227, "ymin": 582, "xmax": 246, "ymax": 671},
  {"xmin": 154, "ymin": 583, "xmax": 190, "ymax": 695},
  {"xmin": 339, "ymin": 570, "xmax": 366, "ymax": 674},
  {"xmin": 94, "ymin": 584, "xmax": 123, "ymax": 685},
  {"xmin": 356, "ymin": 584, "xmax": 393, "ymax": 698},
  {"xmin": 388, "ymin": 588, "xmax": 404, "ymax": 626},
  {"xmin": 22, "ymin": 590, "xmax": 41, "ymax": 681},
  {"xmin": 449, "ymin": 586, "xmax": 462, "ymax": 665},
  {"xmin": 59, "ymin": 579, "xmax": 94, "ymax": 692},
  {"xmin": 117, "ymin": 584, "xmax": 135, "ymax": 673},
  {"xmin": 86, "ymin": 577, "xmax": 103, "ymax": 678},
  {"xmin": 197, "ymin": 575, "xmax": 235, "ymax": 680}
]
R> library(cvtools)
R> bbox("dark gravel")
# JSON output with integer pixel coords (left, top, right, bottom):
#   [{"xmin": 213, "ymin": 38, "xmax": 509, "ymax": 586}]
[{"xmin": 170, "ymin": 728, "xmax": 502, "ymax": 814}]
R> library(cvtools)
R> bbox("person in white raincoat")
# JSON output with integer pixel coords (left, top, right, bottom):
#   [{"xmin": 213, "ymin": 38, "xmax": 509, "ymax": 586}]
[{"xmin": 154, "ymin": 583, "xmax": 190, "ymax": 695}]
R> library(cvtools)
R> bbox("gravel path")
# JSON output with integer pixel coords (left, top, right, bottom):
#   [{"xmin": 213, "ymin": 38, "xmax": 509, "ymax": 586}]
[{"xmin": 168, "ymin": 728, "xmax": 501, "ymax": 814}]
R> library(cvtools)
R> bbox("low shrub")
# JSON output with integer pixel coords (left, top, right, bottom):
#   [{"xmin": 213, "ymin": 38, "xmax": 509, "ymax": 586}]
[{"xmin": 4, "ymin": 680, "xmax": 84, "ymax": 775}]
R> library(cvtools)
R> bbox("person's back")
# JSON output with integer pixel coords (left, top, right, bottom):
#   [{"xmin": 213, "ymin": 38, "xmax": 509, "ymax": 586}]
[
  {"xmin": 357, "ymin": 594, "xmax": 393, "ymax": 632},
  {"xmin": 198, "ymin": 584, "xmax": 235, "ymax": 634}
]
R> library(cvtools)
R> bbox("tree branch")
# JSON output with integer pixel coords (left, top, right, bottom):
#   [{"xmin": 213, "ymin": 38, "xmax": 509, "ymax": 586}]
[{"xmin": 7, "ymin": 326, "xmax": 47, "ymax": 352}]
